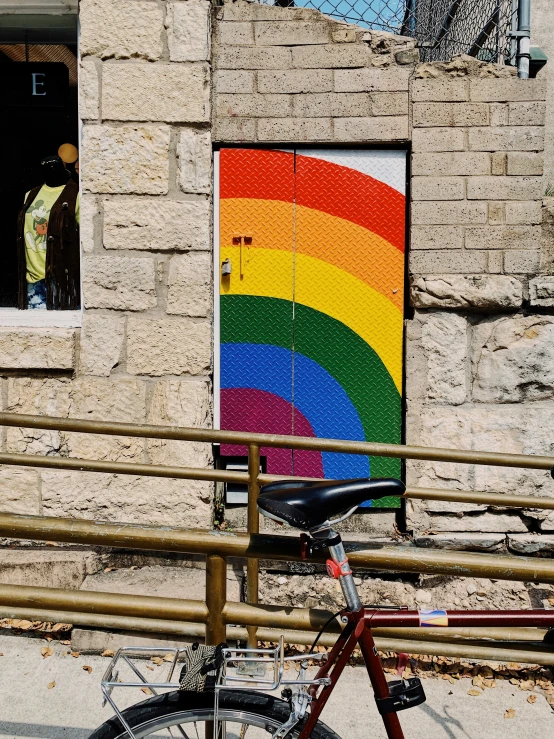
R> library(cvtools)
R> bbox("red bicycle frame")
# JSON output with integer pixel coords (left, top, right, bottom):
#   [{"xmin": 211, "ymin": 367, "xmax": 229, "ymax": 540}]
[{"xmin": 297, "ymin": 607, "xmax": 554, "ymax": 739}]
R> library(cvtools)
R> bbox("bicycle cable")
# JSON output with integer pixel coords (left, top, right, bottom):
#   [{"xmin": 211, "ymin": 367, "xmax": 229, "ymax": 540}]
[{"xmin": 309, "ymin": 610, "xmax": 343, "ymax": 653}]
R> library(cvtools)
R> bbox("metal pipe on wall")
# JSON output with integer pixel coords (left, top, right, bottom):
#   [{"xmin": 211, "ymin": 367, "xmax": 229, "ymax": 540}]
[{"xmin": 517, "ymin": 0, "xmax": 531, "ymax": 78}]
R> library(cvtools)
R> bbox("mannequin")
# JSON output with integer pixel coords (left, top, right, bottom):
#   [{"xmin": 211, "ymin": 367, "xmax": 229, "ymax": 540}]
[{"xmin": 16, "ymin": 153, "xmax": 80, "ymax": 310}]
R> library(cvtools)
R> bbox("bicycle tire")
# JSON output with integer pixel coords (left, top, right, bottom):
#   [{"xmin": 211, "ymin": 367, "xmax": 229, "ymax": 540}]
[{"xmin": 89, "ymin": 689, "xmax": 343, "ymax": 739}]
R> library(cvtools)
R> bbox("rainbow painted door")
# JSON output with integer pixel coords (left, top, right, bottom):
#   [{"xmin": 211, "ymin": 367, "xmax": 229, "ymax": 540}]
[{"xmin": 217, "ymin": 148, "xmax": 406, "ymax": 507}]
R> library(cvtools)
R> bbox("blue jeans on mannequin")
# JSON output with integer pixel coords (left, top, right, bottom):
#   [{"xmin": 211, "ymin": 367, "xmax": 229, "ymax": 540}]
[{"xmin": 27, "ymin": 279, "xmax": 47, "ymax": 309}]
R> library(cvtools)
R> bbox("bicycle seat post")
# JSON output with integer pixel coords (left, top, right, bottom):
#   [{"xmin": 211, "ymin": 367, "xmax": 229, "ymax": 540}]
[{"xmin": 310, "ymin": 524, "xmax": 362, "ymax": 613}]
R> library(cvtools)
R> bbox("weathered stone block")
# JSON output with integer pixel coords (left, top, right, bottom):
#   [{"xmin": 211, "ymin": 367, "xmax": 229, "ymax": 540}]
[
  {"xmin": 292, "ymin": 93, "xmax": 371, "ymax": 118},
  {"xmin": 83, "ymin": 256, "xmax": 156, "ymax": 310},
  {"xmin": 415, "ymin": 533, "xmax": 505, "ymax": 552},
  {"xmin": 254, "ymin": 20, "xmax": 331, "ymax": 46},
  {"xmin": 334, "ymin": 116, "xmax": 408, "ymax": 141},
  {"xmin": 490, "ymin": 152, "xmax": 507, "ymax": 175},
  {"xmin": 412, "ymin": 152, "xmax": 490, "ymax": 177},
  {"xmin": 79, "ymin": 58, "xmax": 99, "ymax": 120},
  {"xmin": 103, "ymin": 199, "xmax": 210, "ymax": 251},
  {"xmin": 0, "ymin": 467, "xmax": 40, "ymax": 515},
  {"xmin": 411, "ymin": 225, "xmax": 463, "ymax": 250},
  {"xmin": 465, "ymin": 225, "xmax": 541, "ymax": 250},
  {"xmin": 506, "ymin": 152, "xmax": 544, "ymax": 175},
  {"xmin": 41, "ymin": 471, "xmax": 212, "ymax": 528},
  {"xmin": 469, "ymin": 78, "xmax": 546, "ymax": 102},
  {"xmin": 505, "ymin": 200, "xmax": 542, "ymax": 225},
  {"xmin": 507, "ymin": 534, "xmax": 554, "ymax": 555},
  {"xmin": 217, "ymin": 21, "xmax": 254, "ymax": 45},
  {"xmin": 503, "ymin": 250, "xmax": 540, "ymax": 273},
  {"xmin": 420, "ymin": 312, "xmax": 467, "ymax": 404},
  {"xmin": 411, "ymin": 275, "xmax": 522, "ymax": 310},
  {"xmin": 214, "ymin": 70, "xmax": 255, "ymax": 93},
  {"xmin": 217, "ymin": 93, "xmax": 292, "ymax": 118},
  {"xmin": 411, "ymin": 78, "xmax": 468, "ymax": 102},
  {"xmin": 467, "ymin": 176, "xmax": 542, "ymax": 200},
  {"xmin": 489, "ymin": 103, "xmax": 508, "ymax": 126},
  {"xmin": 79, "ymin": 193, "xmax": 98, "ymax": 253},
  {"xmin": 370, "ymin": 92, "xmax": 409, "ymax": 116},
  {"xmin": 79, "ymin": 313, "xmax": 125, "ymax": 377},
  {"xmin": 82, "ymin": 125, "xmax": 170, "ymax": 194},
  {"xmin": 291, "ymin": 43, "xmax": 371, "ymax": 68},
  {"xmin": 0, "ymin": 550, "xmax": 99, "ymax": 589},
  {"xmin": 127, "ymin": 317, "xmax": 211, "ymax": 376},
  {"xmin": 409, "ymin": 250, "xmax": 488, "ymax": 273},
  {"xmin": 178, "ymin": 129, "xmax": 212, "ymax": 194},
  {"xmin": 102, "ymin": 63, "xmax": 209, "ymax": 123},
  {"xmin": 258, "ymin": 69, "xmax": 332, "ymax": 94},
  {"xmin": 166, "ymin": 0, "xmax": 210, "ymax": 62},
  {"xmin": 218, "ymin": 3, "xmax": 322, "ymax": 21},
  {"xmin": 508, "ymin": 101, "xmax": 546, "ymax": 126},
  {"xmin": 0, "ymin": 329, "xmax": 75, "ymax": 370},
  {"xmin": 413, "ymin": 102, "xmax": 488, "ymax": 127},
  {"xmin": 213, "ymin": 117, "xmax": 257, "ymax": 142},
  {"xmin": 428, "ymin": 513, "xmax": 528, "ymax": 533},
  {"xmin": 412, "ymin": 201, "xmax": 487, "ymax": 225},
  {"xmin": 411, "ymin": 128, "xmax": 465, "ymax": 152},
  {"xmin": 335, "ymin": 67, "xmax": 411, "ymax": 92},
  {"xmin": 258, "ymin": 118, "xmax": 332, "ymax": 142},
  {"xmin": 167, "ymin": 253, "xmax": 211, "ymax": 317},
  {"xmin": 468, "ymin": 126, "xmax": 544, "ymax": 151},
  {"xmin": 79, "ymin": 0, "xmax": 163, "ymax": 60},
  {"xmin": 411, "ymin": 177, "xmax": 464, "ymax": 201},
  {"xmin": 529, "ymin": 277, "xmax": 554, "ymax": 307},
  {"xmin": 214, "ymin": 45, "xmax": 292, "ymax": 69}
]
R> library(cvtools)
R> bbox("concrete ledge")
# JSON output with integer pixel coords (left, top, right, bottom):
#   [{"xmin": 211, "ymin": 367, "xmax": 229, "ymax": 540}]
[{"xmin": 0, "ymin": 328, "xmax": 76, "ymax": 370}]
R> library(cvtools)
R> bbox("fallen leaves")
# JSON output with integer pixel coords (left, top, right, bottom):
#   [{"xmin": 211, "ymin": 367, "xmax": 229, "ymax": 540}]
[
  {"xmin": 141, "ymin": 687, "xmax": 152, "ymax": 695},
  {"xmin": 527, "ymin": 695, "xmax": 538, "ymax": 704},
  {"xmin": 71, "ymin": 652, "xmax": 80, "ymax": 658},
  {"xmin": 504, "ymin": 708, "xmax": 515, "ymax": 719},
  {"xmin": 41, "ymin": 647, "xmax": 53, "ymax": 659},
  {"xmin": 83, "ymin": 665, "xmax": 93, "ymax": 674},
  {"xmin": 467, "ymin": 689, "xmax": 481, "ymax": 697},
  {"xmin": 102, "ymin": 650, "xmax": 115, "ymax": 658},
  {"xmin": 47, "ymin": 681, "xmax": 56, "ymax": 690}
]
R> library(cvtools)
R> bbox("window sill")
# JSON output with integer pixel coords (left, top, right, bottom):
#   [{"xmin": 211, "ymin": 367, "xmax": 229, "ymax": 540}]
[{"xmin": 0, "ymin": 309, "xmax": 81, "ymax": 328}]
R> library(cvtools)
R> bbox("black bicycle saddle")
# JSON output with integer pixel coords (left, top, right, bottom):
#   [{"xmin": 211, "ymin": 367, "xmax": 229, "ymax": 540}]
[{"xmin": 257, "ymin": 478, "xmax": 405, "ymax": 531}]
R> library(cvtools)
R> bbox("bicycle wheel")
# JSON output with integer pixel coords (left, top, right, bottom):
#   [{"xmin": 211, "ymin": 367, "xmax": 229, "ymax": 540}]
[{"xmin": 89, "ymin": 689, "xmax": 342, "ymax": 739}]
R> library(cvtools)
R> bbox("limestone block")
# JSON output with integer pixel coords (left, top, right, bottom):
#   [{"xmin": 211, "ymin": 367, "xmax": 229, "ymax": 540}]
[
  {"xmin": 505, "ymin": 200, "xmax": 542, "ymax": 225},
  {"xmin": 103, "ymin": 199, "xmax": 210, "ymax": 251},
  {"xmin": 413, "ymin": 103, "xmax": 489, "ymax": 127},
  {"xmin": 291, "ymin": 44, "xmax": 371, "ymax": 68},
  {"xmin": 167, "ymin": 253, "xmax": 211, "ymax": 317},
  {"xmin": 420, "ymin": 312, "xmax": 467, "ymax": 405},
  {"xmin": 370, "ymin": 92, "xmax": 409, "ymax": 116},
  {"xmin": 166, "ymin": 0, "xmax": 210, "ymax": 62},
  {"xmin": 217, "ymin": 93, "xmax": 293, "ymax": 118},
  {"xmin": 465, "ymin": 225, "xmax": 540, "ymax": 250},
  {"xmin": 178, "ymin": 129, "xmax": 212, "ymax": 194},
  {"xmin": 257, "ymin": 118, "xmax": 332, "ymax": 142},
  {"xmin": 412, "ymin": 152, "xmax": 490, "ymax": 177},
  {"xmin": 409, "ymin": 250, "xmax": 487, "ymax": 274},
  {"xmin": 467, "ymin": 176, "xmax": 542, "ymax": 201},
  {"xmin": 218, "ymin": 3, "xmax": 323, "ymax": 21},
  {"xmin": 414, "ymin": 533, "xmax": 505, "ymax": 552},
  {"xmin": 415, "ymin": 407, "xmax": 473, "ymax": 490},
  {"xmin": 79, "ymin": 0, "xmax": 163, "ymax": 60},
  {"xmin": 411, "ymin": 275, "xmax": 523, "ymax": 310},
  {"xmin": 214, "ymin": 70, "xmax": 255, "ymax": 93},
  {"xmin": 0, "ymin": 550, "xmax": 99, "ymax": 589},
  {"xmin": 412, "ymin": 201, "xmax": 487, "ymax": 225},
  {"xmin": 0, "ymin": 467, "xmax": 40, "ymax": 515},
  {"xmin": 334, "ymin": 116, "xmax": 408, "ymax": 141},
  {"xmin": 507, "ymin": 152, "xmax": 544, "ymax": 175},
  {"xmin": 217, "ymin": 21, "xmax": 254, "ymax": 45},
  {"xmin": 127, "ymin": 317, "xmax": 211, "ymax": 376},
  {"xmin": 79, "ymin": 193, "xmax": 98, "ymax": 253},
  {"xmin": 83, "ymin": 256, "xmax": 156, "ymax": 311},
  {"xmin": 41, "ymin": 471, "xmax": 212, "ymax": 529},
  {"xmin": 254, "ymin": 21, "xmax": 331, "ymax": 46},
  {"xmin": 78, "ymin": 58, "xmax": 99, "ymax": 120},
  {"xmin": 214, "ymin": 45, "xmax": 292, "ymax": 70},
  {"xmin": 258, "ymin": 69, "xmax": 332, "ymax": 94},
  {"xmin": 102, "ymin": 63, "xmax": 209, "ymax": 123},
  {"xmin": 411, "ymin": 79, "xmax": 468, "ymax": 102},
  {"xmin": 473, "ymin": 315, "xmax": 554, "ymax": 403},
  {"xmin": 81, "ymin": 125, "xmax": 170, "ymax": 194},
  {"xmin": 79, "ymin": 313, "xmax": 125, "ymax": 376},
  {"xmin": 0, "ymin": 329, "xmax": 75, "ymax": 369},
  {"xmin": 411, "ymin": 128, "xmax": 465, "ymax": 152},
  {"xmin": 411, "ymin": 226, "xmax": 463, "ymax": 251},
  {"xmin": 335, "ymin": 67, "xmax": 411, "ymax": 92},
  {"xmin": 507, "ymin": 534, "xmax": 554, "ymax": 555},
  {"xmin": 292, "ymin": 93, "xmax": 371, "ymax": 118},
  {"xmin": 411, "ymin": 177, "xmax": 464, "ymax": 201},
  {"xmin": 426, "ymin": 499, "xmax": 485, "ymax": 514},
  {"xmin": 541, "ymin": 512, "xmax": 554, "ymax": 532},
  {"xmin": 468, "ymin": 126, "xmax": 544, "ymax": 151},
  {"xmin": 530, "ymin": 277, "xmax": 554, "ymax": 307},
  {"xmin": 503, "ymin": 250, "xmax": 540, "ymax": 274},
  {"xmin": 509, "ymin": 101, "xmax": 546, "ymax": 126},
  {"xmin": 489, "ymin": 103, "xmax": 508, "ymax": 126},
  {"xmin": 213, "ymin": 117, "xmax": 256, "ymax": 142},
  {"xmin": 428, "ymin": 513, "xmax": 528, "ymax": 533},
  {"xmin": 469, "ymin": 78, "xmax": 546, "ymax": 102}
]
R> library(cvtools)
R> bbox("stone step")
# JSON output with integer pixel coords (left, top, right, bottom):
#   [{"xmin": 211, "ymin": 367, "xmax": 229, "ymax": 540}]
[{"xmin": 0, "ymin": 548, "xmax": 100, "ymax": 589}]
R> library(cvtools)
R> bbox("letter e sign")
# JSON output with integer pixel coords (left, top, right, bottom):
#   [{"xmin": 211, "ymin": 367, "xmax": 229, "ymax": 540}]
[{"xmin": 2, "ymin": 63, "xmax": 68, "ymax": 108}]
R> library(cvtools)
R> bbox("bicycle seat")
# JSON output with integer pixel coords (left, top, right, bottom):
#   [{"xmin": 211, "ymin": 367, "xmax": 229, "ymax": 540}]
[{"xmin": 257, "ymin": 477, "xmax": 405, "ymax": 531}]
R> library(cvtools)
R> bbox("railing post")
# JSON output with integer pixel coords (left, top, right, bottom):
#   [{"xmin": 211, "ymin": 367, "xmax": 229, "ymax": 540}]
[
  {"xmin": 205, "ymin": 553, "xmax": 227, "ymax": 645},
  {"xmin": 247, "ymin": 443, "xmax": 260, "ymax": 648}
]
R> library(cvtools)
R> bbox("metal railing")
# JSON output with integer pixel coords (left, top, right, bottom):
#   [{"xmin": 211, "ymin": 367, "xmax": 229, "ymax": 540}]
[{"xmin": 0, "ymin": 411, "xmax": 554, "ymax": 664}]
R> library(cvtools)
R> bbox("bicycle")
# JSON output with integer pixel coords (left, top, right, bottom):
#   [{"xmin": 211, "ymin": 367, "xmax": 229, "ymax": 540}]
[{"xmin": 90, "ymin": 477, "xmax": 554, "ymax": 739}]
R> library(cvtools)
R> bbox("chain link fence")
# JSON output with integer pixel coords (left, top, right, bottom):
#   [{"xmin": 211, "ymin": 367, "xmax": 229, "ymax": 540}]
[{"xmin": 259, "ymin": 0, "xmax": 520, "ymax": 65}]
